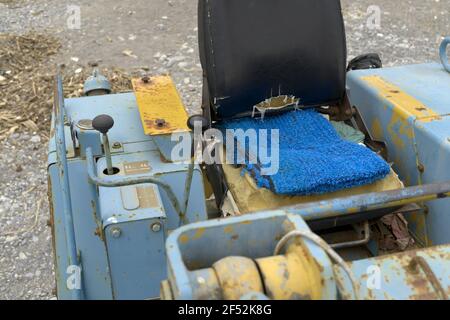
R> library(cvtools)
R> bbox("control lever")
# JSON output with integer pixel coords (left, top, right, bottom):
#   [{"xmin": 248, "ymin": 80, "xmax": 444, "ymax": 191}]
[
  {"xmin": 92, "ymin": 115, "xmax": 115, "ymax": 175},
  {"xmin": 187, "ymin": 115, "xmax": 209, "ymax": 158}
]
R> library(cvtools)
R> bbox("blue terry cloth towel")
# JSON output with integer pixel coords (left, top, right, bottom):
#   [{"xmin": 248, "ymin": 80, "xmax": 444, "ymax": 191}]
[{"xmin": 221, "ymin": 110, "xmax": 391, "ymax": 196}]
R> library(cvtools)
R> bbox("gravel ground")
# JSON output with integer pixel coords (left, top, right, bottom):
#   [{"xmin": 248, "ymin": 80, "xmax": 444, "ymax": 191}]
[{"xmin": 0, "ymin": 0, "xmax": 449, "ymax": 300}]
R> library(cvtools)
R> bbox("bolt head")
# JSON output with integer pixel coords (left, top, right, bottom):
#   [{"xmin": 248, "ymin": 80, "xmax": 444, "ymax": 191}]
[
  {"xmin": 110, "ymin": 227, "xmax": 122, "ymax": 238},
  {"xmin": 151, "ymin": 222, "xmax": 162, "ymax": 233},
  {"xmin": 112, "ymin": 142, "xmax": 122, "ymax": 149},
  {"xmin": 155, "ymin": 119, "xmax": 166, "ymax": 127}
]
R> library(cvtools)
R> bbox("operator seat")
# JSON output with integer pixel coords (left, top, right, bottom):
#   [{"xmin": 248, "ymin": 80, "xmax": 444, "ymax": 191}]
[
  {"xmin": 197, "ymin": 0, "xmax": 403, "ymax": 225},
  {"xmin": 199, "ymin": 0, "xmax": 347, "ymax": 120}
]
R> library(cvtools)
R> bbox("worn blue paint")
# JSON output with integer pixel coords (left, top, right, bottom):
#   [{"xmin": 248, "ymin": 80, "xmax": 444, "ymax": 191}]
[
  {"xmin": 76, "ymin": 126, "xmax": 102, "ymax": 158},
  {"xmin": 336, "ymin": 245, "xmax": 450, "ymax": 300},
  {"xmin": 165, "ymin": 211, "xmax": 337, "ymax": 300},
  {"xmin": 105, "ymin": 215, "xmax": 167, "ymax": 299},
  {"xmin": 440, "ymin": 37, "xmax": 450, "ymax": 73},
  {"xmin": 48, "ymin": 90, "xmax": 208, "ymax": 299},
  {"xmin": 347, "ymin": 62, "xmax": 450, "ymax": 245},
  {"xmin": 48, "ymin": 161, "xmax": 114, "ymax": 299},
  {"xmin": 154, "ymin": 133, "xmax": 192, "ymax": 162},
  {"xmin": 83, "ymin": 69, "xmax": 112, "ymax": 95}
]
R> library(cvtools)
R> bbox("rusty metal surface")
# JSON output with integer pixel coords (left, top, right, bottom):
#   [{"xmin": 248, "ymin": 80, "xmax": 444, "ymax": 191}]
[
  {"xmin": 347, "ymin": 63, "xmax": 450, "ymax": 245},
  {"xmin": 336, "ymin": 245, "xmax": 450, "ymax": 300},
  {"xmin": 283, "ymin": 180, "xmax": 450, "ymax": 221},
  {"xmin": 164, "ymin": 212, "xmax": 337, "ymax": 300}
]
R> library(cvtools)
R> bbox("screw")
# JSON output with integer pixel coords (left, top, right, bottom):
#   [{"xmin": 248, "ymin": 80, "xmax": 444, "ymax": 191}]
[
  {"xmin": 155, "ymin": 119, "xmax": 166, "ymax": 128},
  {"xmin": 151, "ymin": 222, "xmax": 162, "ymax": 233},
  {"xmin": 112, "ymin": 142, "xmax": 122, "ymax": 149},
  {"xmin": 110, "ymin": 227, "xmax": 122, "ymax": 238}
]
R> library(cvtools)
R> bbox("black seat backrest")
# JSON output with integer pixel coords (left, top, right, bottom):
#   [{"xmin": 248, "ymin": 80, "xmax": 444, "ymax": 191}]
[{"xmin": 198, "ymin": 0, "xmax": 347, "ymax": 120}]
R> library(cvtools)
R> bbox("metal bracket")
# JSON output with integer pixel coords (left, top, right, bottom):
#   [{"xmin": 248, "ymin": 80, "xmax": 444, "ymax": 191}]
[
  {"xmin": 85, "ymin": 147, "xmax": 192, "ymax": 226},
  {"xmin": 330, "ymin": 221, "xmax": 371, "ymax": 250},
  {"xmin": 440, "ymin": 37, "xmax": 450, "ymax": 73},
  {"xmin": 351, "ymin": 106, "xmax": 388, "ymax": 160},
  {"xmin": 409, "ymin": 256, "xmax": 449, "ymax": 300}
]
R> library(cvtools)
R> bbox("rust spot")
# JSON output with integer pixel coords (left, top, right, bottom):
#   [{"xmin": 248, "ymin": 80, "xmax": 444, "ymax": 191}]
[
  {"xmin": 179, "ymin": 234, "xmax": 189, "ymax": 244},
  {"xmin": 91, "ymin": 200, "xmax": 105, "ymax": 242},
  {"xmin": 223, "ymin": 226, "xmax": 234, "ymax": 234},
  {"xmin": 47, "ymin": 176, "xmax": 59, "ymax": 294},
  {"xmin": 193, "ymin": 228, "xmax": 206, "ymax": 240}
]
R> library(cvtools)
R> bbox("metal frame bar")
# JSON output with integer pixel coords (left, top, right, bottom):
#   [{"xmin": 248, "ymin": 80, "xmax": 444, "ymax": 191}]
[
  {"xmin": 440, "ymin": 37, "xmax": 450, "ymax": 73},
  {"xmin": 54, "ymin": 74, "xmax": 82, "ymax": 300},
  {"xmin": 284, "ymin": 181, "xmax": 450, "ymax": 221},
  {"xmin": 85, "ymin": 147, "xmax": 191, "ymax": 225}
]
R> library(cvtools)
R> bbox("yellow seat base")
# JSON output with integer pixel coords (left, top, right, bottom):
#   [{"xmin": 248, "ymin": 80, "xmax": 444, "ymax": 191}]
[{"xmin": 222, "ymin": 164, "xmax": 404, "ymax": 214}]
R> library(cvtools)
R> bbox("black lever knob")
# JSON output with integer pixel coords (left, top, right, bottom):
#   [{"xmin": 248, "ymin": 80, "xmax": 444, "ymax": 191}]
[
  {"xmin": 93, "ymin": 115, "xmax": 114, "ymax": 134},
  {"xmin": 187, "ymin": 115, "xmax": 209, "ymax": 132}
]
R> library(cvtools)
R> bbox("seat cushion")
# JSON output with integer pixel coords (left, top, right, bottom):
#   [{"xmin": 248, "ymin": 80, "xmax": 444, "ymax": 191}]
[
  {"xmin": 221, "ymin": 110, "xmax": 391, "ymax": 196},
  {"xmin": 199, "ymin": 0, "xmax": 347, "ymax": 119}
]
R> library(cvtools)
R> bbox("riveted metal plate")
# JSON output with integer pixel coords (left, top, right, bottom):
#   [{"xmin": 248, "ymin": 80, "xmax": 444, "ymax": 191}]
[{"xmin": 132, "ymin": 75, "xmax": 190, "ymax": 136}]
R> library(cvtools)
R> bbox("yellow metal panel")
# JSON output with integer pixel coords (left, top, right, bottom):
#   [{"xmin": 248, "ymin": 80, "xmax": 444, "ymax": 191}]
[
  {"xmin": 361, "ymin": 76, "xmax": 441, "ymax": 122},
  {"xmin": 256, "ymin": 244, "xmax": 323, "ymax": 300},
  {"xmin": 212, "ymin": 257, "xmax": 264, "ymax": 300},
  {"xmin": 132, "ymin": 75, "xmax": 190, "ymax": 136},
  {"xmin": 222, "ymin": 163, "xmax": 404, "ymax": 214}
]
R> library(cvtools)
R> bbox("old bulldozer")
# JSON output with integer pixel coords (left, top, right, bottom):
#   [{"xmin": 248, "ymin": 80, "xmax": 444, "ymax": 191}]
[{"xmin": 47, "ymin": 0, "xmax": 450, "ymax": 300}]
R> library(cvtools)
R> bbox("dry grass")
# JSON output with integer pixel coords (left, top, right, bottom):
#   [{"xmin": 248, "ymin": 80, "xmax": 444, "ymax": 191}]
[
  {"xmin": 0, "ymin": 32, "xmax": 131, "ymax": 140},
  {"xmin": 0, "ymin": 32, "xmax": 133, "ymax": 141}
]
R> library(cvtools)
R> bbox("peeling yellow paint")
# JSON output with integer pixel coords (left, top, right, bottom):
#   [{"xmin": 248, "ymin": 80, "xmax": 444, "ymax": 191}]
[
  {"xmin": 362, "ymin": 76, "xmax": 441, "ymax": 122},
  {"xmin": 193, "ymin": 228, "xmax": 206, "ymax": 240},
  {"xmin": 387, "ymin": 111, "xmax": 414, "ymax": 150},
  {"xmin": 213, "ymin": 257, "xmax": 264, "ymax": 300},
  {"xmin": 257, "ymin": 242, "xmax": 323, "ymax": 300},
  {"xmin": 371, "ymin": 118, "xmax": 384, "ymax": 139},
  {"xmin": 179, "ymin": 234, "xmax": 189, "ymax": 244},
  {"xmin": 132, "ymin": 75, "xmax": 190, "ymax": 136},
  {"xmin": 223, "ymin": 226, "xmax": 234, "ymax": 234}
]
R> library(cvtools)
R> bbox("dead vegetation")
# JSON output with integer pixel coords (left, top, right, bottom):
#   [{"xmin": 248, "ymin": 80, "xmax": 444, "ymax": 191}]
[{"xmin": 0, "ymin": 32, "xmax": 133, "ymax": 141}]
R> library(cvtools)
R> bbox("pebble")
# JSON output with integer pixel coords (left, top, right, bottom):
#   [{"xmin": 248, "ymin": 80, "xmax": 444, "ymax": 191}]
[
  {"xmin": 30, "ymin": 136, "xmax": 41, "ymax": 143},
  {"xmin": 165, "ymin": 55, "xmax": 185, "ymax": 67}
]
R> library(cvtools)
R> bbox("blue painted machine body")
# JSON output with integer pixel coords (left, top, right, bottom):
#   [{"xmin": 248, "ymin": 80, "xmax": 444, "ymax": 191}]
[
  {"xmin": 48, "ymin": 92, "xmax": 207, "ymax": 300},
  {"xmin": 347, "ymin": 62, "xmax": 450, "ymax": 246},
  {"xmin": 48, "ymin": 59, "xmax": 450, "ymax": 299}
]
